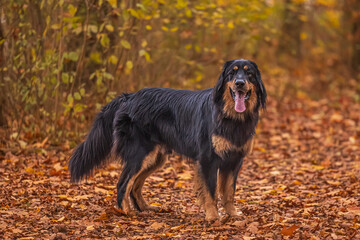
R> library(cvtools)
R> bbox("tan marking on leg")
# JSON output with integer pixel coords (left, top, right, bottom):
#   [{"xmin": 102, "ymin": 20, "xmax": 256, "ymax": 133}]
[
  {"xmin": 194, "ymin": 162, "xmax": 219, "ymax": 221},
  {"xmin": 132, "ymin": 169, "xmax": 153, "ymax": 211},
  {"xmin": 219, "ymin": 172, "xmax": 237, "ymax": 216},
  {"xmin": 242, "ymin": 136, "xmax": 255, "ymax": 156},
  {"xmin": 193, "ymin": 163, "xmax": 205, "ymax": 207},
  {"xmin": 132, "ymin": 152, "xmax": 166, "ymax": 211},
  {"xmin": 122, "ymin": 146, "xmax": 161, "ymax": 214},
  {"xmin": 121, "ymin": 188, "xmax": 133, "ymax": 215}
]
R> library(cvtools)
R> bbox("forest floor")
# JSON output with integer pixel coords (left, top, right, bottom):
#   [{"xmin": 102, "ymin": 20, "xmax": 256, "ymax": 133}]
[{"xmin": 0, "ymin": 94, "xmax": 360, "ymax": 239}]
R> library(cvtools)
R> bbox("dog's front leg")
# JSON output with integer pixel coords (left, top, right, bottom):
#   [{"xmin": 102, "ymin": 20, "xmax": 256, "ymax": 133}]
[
  {"xmin": 219, "ymin": 157, "xmax": 244, "ymax": 217},
  {"xmin": 194, "ymin": 158, "xmax": 220, "ymax": 222}
]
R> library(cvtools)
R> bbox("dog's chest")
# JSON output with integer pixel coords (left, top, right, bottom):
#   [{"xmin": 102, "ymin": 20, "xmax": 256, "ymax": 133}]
[{"xmin": 211, "ymin": 135, "xmax": 254, "ymax": 158}]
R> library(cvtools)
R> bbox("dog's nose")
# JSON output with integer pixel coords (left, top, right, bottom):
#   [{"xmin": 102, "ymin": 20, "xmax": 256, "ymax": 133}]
[{"xmin": 235, "ymin": 79, "xmax": 245, "ymax": 87}]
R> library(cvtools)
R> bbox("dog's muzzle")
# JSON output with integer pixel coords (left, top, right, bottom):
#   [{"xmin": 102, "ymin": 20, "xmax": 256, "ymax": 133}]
[{"xmin": 229, "ymin": 80, "xmax": 251, "ymax": 113}]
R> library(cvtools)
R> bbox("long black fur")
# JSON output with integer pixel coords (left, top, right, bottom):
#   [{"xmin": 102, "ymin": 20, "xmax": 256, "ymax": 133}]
[
  {"xmin": 69, "ymin": 96, "xmax": 125, "ymax": 182},
  {"xmin": 69, "ymin": 59, "xmax": 266, "ymax": 218}
]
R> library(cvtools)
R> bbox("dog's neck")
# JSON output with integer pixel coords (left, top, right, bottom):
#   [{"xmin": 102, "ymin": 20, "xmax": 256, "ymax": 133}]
[{"xmin": 212, "ymin": 108, "xmax": 258, "ymax": 146}]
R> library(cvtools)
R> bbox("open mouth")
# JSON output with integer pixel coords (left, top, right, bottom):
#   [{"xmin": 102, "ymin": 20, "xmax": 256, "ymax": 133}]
[{"xmin": 229, "ymin": 88, "xmax": 251, "ymax": 113}]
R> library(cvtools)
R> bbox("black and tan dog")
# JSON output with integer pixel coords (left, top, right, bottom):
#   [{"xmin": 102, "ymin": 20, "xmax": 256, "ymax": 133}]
[{"xmin": 69, "ymin": 59, "xmax": 266, "ymax": 221}]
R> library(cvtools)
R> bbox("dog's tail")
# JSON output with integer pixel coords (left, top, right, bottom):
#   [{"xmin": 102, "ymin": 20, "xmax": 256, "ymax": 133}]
[{"xmin": 69, "ymin": 96, "xmax": 126, "ymax": 183}]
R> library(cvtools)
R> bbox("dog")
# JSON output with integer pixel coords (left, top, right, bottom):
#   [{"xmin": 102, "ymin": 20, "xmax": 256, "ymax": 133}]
[{"xmin": 69, "ymin": 59, "xmax": 266, "ymax": 221}]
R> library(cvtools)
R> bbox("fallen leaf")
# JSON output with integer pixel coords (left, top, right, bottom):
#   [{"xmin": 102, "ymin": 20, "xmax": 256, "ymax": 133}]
[
  {"xmin": 247, "ymin": 222, "xmax": 259, "ymax": 234},
  {"xmin": 292, "ymin": 180, "xmax": 302, "ymax": 185},
  {"xmin": 111, "ymin": 206, "xmax": 126, "ymax": 215},
  {"xmin": 232, "ymin": 220, "xmax": 247, "ymax": 228},
  {"xmin": 53, "ymin": 163, "xmax": 63, "ymax": 172},
  {"xmin": 60, "ymin": 201, "xmax": 69, "ymax": 207},
  {"xmin": 86, "ymin": 225, "xmax": 95, "ymax": 230},
  {"xmin": 330, "ymin": 113, "xmax": 343, "ymax": 122},
  {"xmin": 327, "ymin": 180, "xmax": 341, "ymax": 185},
  {"xmin": 150, "ymin": 222, "xmax": 165, "ymax": 230},
  {"xmin": 281, "ymin": 225, "xmax": 299, "ymax": 236},
  {"xmin": 348, "ymin": 207, "xmax": 360, "ymax": 216},
  {"xmin": 312, "ymin": 165, "xmax": 324, "ymax": 170},
  {"xmin": 150, "ymin": 202, "xmax": 162, "ymax": 206},
  {"xmin": 95, "ymin": 187, "xmax": 108, "ymax": 194}
]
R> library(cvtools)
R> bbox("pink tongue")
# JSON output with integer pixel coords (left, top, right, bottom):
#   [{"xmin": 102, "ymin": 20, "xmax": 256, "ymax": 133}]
[{"xmin": 235, "ymin": 92, "xmax": 246, "ymax": 113}]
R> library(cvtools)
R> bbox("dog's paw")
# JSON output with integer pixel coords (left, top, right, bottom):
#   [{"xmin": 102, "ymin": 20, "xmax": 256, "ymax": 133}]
[
  {"xmin": 221, "ymin": 211, "xmax": 244, "ymax": 224},
  {"xmin": 144, "ymin": 205, "xmax": 161, "ymax": 212},
  {"xmin": 126, "ymin": 209, "xmax": 136, "ymax": 216},
  {"xmin": 221, "ymin": 214, "xmax": 232, "ymax": 224},
  {"xmin": 111, "ymin": 205, "xmax": 127, "ymax": 216},
  {"xmin": 113, "ymin": 204, "xmax": 136, "ymax": 217},
  {"xmin": 205, "ymin": 218, "xmax": 221, "ymax": 227},
  {"xmin": 205, "ymin": 211, "xmax": 220, "ymax": 224}
]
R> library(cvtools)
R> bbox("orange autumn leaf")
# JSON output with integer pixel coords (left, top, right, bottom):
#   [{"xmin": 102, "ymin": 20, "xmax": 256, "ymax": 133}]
[{"xmin": 281, "ymin": 225, "xmax": 299, "ymax": 236}]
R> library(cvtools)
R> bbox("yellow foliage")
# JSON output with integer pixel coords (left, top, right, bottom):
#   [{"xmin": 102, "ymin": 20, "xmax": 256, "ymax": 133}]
[{"xmin": 107, "ymin": 0, "xmax": 117, "ymax": 8}]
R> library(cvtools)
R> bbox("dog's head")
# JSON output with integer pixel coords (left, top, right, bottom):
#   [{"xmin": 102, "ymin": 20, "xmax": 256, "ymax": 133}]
[{"xmin": 213, "ymin": 59, "xmax": 266, "ymax": 118}]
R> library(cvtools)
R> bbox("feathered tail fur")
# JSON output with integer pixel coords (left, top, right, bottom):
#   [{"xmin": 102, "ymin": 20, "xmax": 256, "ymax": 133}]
[{"xmin": 69, "ymin": 96, "xmax": 124, "ymax": 182}]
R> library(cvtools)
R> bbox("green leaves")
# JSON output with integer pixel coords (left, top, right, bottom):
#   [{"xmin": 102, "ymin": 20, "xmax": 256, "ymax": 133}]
[
  {"xmin": 63, "ymin": 52, "xmax": 79, "ymax": 62},
  {"xmin": 105, "ymin": 24, "xmax": 114, "ymax": 32},
  {"xmin": 139, "ymin": 50, "xmax": 151, "ymax": 62},
  {"xmin": 90, "ymin": 52, "xmax": 102, "ymax": 64},
  {"xmin": 68, "ymin": 4, "xmax": 77, "ymax": 17},
  {"xmin": 128, "ymin": 9, "xmax": 140, "ymax": 19},
  {"xmin": 74, "ymin": 92, "xmax": 81, "ymax": 100},
  {"xmin": 107, "ymin": 0, "xmax": 117, "ymax": 8},
  {"xmin": 100, "ymin": 34, "xmax": 110, "ymax": 48},
  {"xmin": 108, "ymin": 55, "xmax": 118, "ymax": 65},
  {"xmin": 120, "ymin": 40, "xmax": 131, "ymax": 49}
]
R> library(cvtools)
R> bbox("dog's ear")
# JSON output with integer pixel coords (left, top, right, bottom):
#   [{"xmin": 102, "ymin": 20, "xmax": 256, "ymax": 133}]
[
  {"xmin": 249, "ymin": 61, "xmax": 267, "ymax": 109},
  {"xmin": 213, "ymin": 60, "xmax": 234, "ymax": 103}
]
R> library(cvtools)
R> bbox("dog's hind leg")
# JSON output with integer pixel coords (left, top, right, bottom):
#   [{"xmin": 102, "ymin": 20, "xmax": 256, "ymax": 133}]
[
  {"xmin": 116, "ymin": 165, "xmax": 134, "ymax": 214},
  {"xmin": 219, "ymin": 158, "xmax": 243, "ymax": 217},
  {"xmin": 116, "ymin": 145, "xmax": 160, "ymax": 215},
  {"xmin": 194, "ymin": 157, "xmax": 221, "ymax": 222},
  {"xmin": 130, "ymin": 150, "xmax": 166, "ymax": 212}
]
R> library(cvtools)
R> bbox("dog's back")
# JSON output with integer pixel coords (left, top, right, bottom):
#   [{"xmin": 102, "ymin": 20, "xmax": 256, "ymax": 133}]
[{"xmin": 115, "ymin": 87, "xmax": 214, "ymax": 159}]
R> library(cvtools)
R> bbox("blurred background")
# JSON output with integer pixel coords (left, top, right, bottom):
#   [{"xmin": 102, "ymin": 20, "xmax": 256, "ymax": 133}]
[{"xmin": 0, "ymin": 0, "xmax": 359, "ymax": 146}]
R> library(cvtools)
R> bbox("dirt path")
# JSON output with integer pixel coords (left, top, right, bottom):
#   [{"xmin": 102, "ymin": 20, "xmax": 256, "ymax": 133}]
[{"xmin": 1, "ymin": 96, "xmax": 359, "ymax": 239}]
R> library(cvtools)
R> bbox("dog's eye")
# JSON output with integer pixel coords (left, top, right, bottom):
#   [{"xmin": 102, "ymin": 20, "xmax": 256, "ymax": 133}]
[{"xmin": 247, "ymin": 72, "xmax": 253, "ymax": 78}]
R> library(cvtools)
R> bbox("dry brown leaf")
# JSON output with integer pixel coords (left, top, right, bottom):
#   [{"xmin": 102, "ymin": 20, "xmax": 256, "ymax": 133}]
[
  {"xmin": 247, "ymin": 222, "xmax": 259, "ymax": 234},
  {"xmin": 327, "ymin": 180, "xmax": 341, "ymax": 185},
  {"xmin": 281, "ymin": 225, "xmax": 299, "ymax": 236},
  {"xmin": 53, "ymin": 163, "xmax": 63, "ymax": 172},
  {"xmin": 150, "ymin": 222, "xmax": 165, "ymax": 230},
  {"xmin": 110, "ymin": 205, "xmax": 126, "ymax": 216},
  {"xmin": 292, "ymin": 180, "xmax": 302, "ymax": 185},
  {"xmin": 150, "ymin": 202, "xmax": 162, "ymax": 206},
  {"xmin": 232, "ymin": 220, "xmax": 247, "ymax": 228},
  {"xmin": 86, "ymin": 225, "xmax": 95, "ymax": 230},
  {"xmin": 94, "ymin": 187, "xmax": 108, "ymax": 194}
]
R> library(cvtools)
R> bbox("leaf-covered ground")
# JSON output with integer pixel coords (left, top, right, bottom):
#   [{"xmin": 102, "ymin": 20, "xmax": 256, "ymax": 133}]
[{"xmin": 1, "ymin": 95, "xmax": 359, "ymax": 239}]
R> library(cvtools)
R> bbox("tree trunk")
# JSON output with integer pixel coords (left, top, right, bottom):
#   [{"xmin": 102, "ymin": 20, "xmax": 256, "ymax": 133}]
[
  {"xmin": 277, "ymin": 0, "xmax": 304, "ymax": 65},
  {"xmin": 350, "ymin": 2, "xmax": 360, "ymax": 73},
  {"xmin": 343, "ymin": 0, "xmax": 360, "ymax": 73},
  {"xmin": 0, "ymin": 18, "xmax": 6, "ymax": 127}
]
